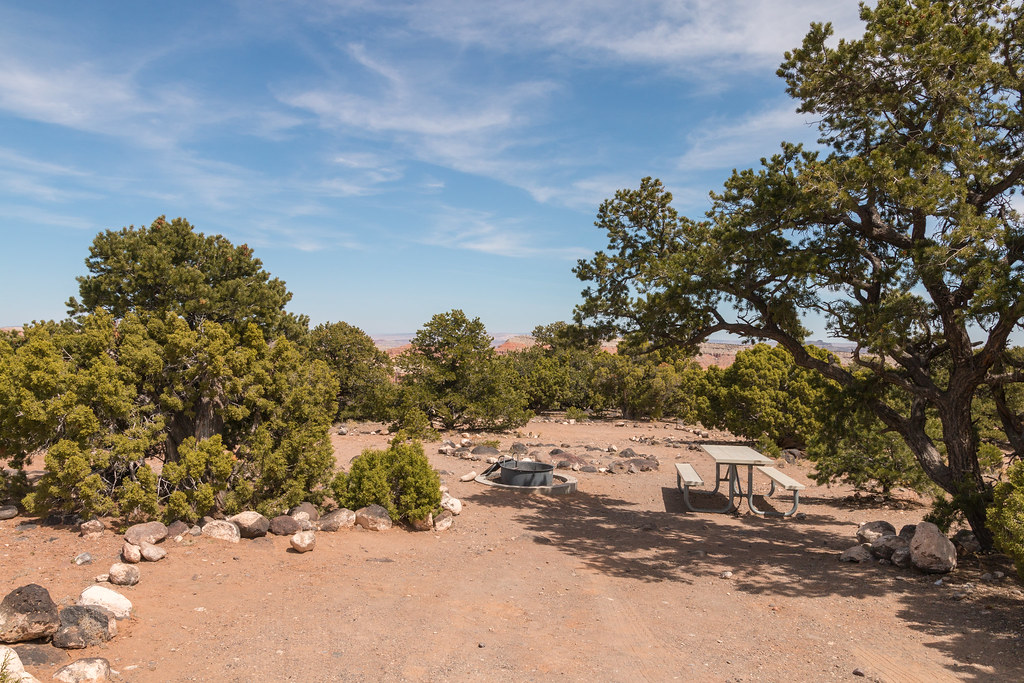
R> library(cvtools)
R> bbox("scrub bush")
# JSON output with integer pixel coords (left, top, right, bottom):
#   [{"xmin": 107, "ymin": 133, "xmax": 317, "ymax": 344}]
[{"xmin": 332, "ymin": 440, "xmax": 441, "ymax": 522}]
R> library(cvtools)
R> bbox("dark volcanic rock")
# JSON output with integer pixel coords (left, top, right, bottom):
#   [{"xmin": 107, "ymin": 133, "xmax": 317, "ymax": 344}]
[
  {"xmin": 52, "ymin": 605, "xmax": 117, "ymax": 649},
  {"xmin": 0, "ymin": 584, "xmax": 59, "ymax": 644},
  {"xmin": 269, "ymin": 515, "xmax": 302, "ymax": 536}
]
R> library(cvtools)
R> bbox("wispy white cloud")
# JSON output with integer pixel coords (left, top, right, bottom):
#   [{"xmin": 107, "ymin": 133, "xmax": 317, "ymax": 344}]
[
  {"xmin": 421, "ymin": 206, "xmax": 589, "ymax": 259},
  {"xmin": 325, "ymin": 0, "xmax": 865, "ymax": 73},
  {"xmin": 677, "ymin": 101, "xmax": 819, "ymax": 172}
]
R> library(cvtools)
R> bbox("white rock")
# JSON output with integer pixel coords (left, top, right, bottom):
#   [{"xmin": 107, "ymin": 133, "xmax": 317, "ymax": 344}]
[
  {"xmin": 139, "ymin": 541, "xmax": 166, "ymax": 562},
  {"xmin": 291, "ymin": 511, "xmax": 311, "ymax": 523},
  {"xmin": 78, "ymin": 586, "xmax": 132, "ymax": 620},
  {"xmin": 108, "ymin": 563, "xmax": 140, "ymax": 586},
  {"xmin": 290, "ymin": 530, "xmax": 316, "ymax": 552},
  {"xmin": 53, "ymin": 657, "xmax": 111, "ymax": 683},
  {"xmin": 459, "ymin": 471, "xmax": 477, "ymax": 482},
  {"xmin": 440, "ymin": 494, "xmax": 463, "ymax": 516},
  {"xmin": 120, "ymin": 542, "xmax": 141, "ymax": 564},
  {"xmin": 0, "ymin": 645, "xmax": 41, "ymax": 682},
  {"xmin": 433, "ymin": 510, "xmax": 454, "ymax": 532},
  {"xmin": 201, "ymin": 520, "xmax": 241, "ymax": 543}
]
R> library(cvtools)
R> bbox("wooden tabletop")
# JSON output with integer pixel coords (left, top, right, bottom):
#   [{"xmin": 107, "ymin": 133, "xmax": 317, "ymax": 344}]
[{"xmin": 700, "ymin": 445, "xmax": 774, "ymax": 466}]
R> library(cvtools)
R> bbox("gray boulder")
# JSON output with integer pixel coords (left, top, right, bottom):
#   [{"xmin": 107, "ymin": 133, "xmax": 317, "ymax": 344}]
[
  {"xmin": 355, "ymin": 504, "xmax": 393, "ymax": 531},
  {"xmin": 0, "ymin": 584, "xmax": 59, "ymax": 644},
  {"xmin": 471, "ymin": 445, "xmax": 501, "ymax": 456},
  {"xmin": 856, "ymin": 520, "xmax": 897, "ymax": 544},
  {"xmin": 840, "ymin": 545, "xmax": 873, "ymax": 563},
  {"xmin": 269, "ymin": 515, "xmax": 301, "ymax": 536},
  {"xmin": 910, "ymin": 521, "xmax": 957, "ymax": 574},
  {"xmin": 318, "ymin": 508, "xmax": 355, "ymax": 532},
  {"xmin": 869, "ymin": 534, "xmax": 909, "ymax": 561},
  {"xmin": 0, "ymin": 505, "xmax": 17, "ymax": 520},
  {"xmin": 108, "ymin": 563, "xmax": 140, "ymax": 587},
  {"xmin": 898, "ymin": 524, "xmax": 917, "ymax": 539},
  {"xmin": 289, "ymin": 502, "xmax": 320, "ymax": 522},
  {"xmin": 139, "ymin": 541, "xmax": 166, "ymax": 562},
  {"xmin": 166, "ymin": 520, "xmax": 189, "ymax": 538},
  {"xmin": 891, "ymin": 546, "xmax": 913, "ymax": 568},
  {"xmin": 290, "ymin": 530, "xmax": 316, "ymax": 553},
  {"xmin": 52, "ymin": 606, "xmax": 117, "ymax": 649},
  {"xmin": 202, "ymin": 520, "xmax": 240, "ymax": 543},
  {"xmin": 229, "ymin": 511, "xmax": 270, "ymax": 538},
  {"xmin": 952, "ymin": 529, "xmax": 982, "ymax": 556},
  {"xmin": 123, "ymin": 521, "xmax": 167, "ymax": 546}
]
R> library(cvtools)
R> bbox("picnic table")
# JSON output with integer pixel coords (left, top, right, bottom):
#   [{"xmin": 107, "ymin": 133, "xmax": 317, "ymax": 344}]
[{"xmin": 675, "ymin": 444, "xmax": 805, "ymax": 517}]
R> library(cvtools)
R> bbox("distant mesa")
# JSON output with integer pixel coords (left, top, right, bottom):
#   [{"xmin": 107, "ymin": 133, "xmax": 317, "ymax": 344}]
[{"xmin": 371, "ymin": 333, "xmax": 852, "ymax": 368}]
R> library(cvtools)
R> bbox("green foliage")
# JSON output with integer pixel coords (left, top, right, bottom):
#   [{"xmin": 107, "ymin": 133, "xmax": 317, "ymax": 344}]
[
  {"xmin": 306, "ymin": 321, "xmax": 395, "ymax": 421},
  {"xmin": 7, "ymin": 220, "xmax": 338, "ymax": 524},
  {"xmin": 703, "ymin": 344, "xmax": 839, "ymax": 451},
  {"xmin": 564, "ymin": 407, "xmax": 589, "ymax": 422},
  {"xmin": 990, "ymin": 460, "xmax": 1024, "ymax": 579},
  {"xmin": 161, "ymin": 435, "xmax": 234, "ymax": 522},
  {"xmin": 574, "ymin": 1, "xmax": 1024, "ymax": 547},
  {"xmin": 398, "ymin": 310, "xmax": 532, "ymax": 431},
  {"xmin": 332, "ymin": 440, "xmax": 442, "ymax": 522},
  {"xmin": 67, "ymin": 216, "xmax": 308, "ymax": 340}
]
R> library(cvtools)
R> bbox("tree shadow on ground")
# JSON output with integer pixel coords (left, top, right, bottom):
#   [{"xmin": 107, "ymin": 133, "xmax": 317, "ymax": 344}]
[{"xmin": 465, "ymin": 483, "xmax": 1024, "ymax": 682}]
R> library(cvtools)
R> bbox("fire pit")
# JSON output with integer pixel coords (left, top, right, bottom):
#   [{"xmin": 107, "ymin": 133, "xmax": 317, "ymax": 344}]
[
  {"xmin": 475, "ymin": 458, "xmax": 577, "ymax": 494},
  {"xmin": 498, "ymin": 459, "xmax": 554, "ymax": 487}
]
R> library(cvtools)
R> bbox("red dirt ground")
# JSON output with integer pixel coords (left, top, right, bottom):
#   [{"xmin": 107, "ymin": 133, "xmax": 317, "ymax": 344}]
[{"xmin": 2, "ymin": 417, "xmax": 1023, "ymax": 682}]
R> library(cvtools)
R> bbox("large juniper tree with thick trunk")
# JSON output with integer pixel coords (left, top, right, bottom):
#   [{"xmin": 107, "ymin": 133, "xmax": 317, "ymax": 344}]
[{"xmin": 575, "ymin": 0, "xmax": 1024, "ymax": 548}]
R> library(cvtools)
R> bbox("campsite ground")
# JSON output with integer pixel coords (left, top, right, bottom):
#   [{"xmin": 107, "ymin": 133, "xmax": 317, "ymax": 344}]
[{"xmin": 2, "ymin": 418, "xmax": 1023, "ymax": 682}]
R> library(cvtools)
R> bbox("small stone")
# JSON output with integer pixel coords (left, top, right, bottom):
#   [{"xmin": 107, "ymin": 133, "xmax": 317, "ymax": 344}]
[
  {"xmin": 460, "ymin": 471, "xmax": 477, "ymax": 482},
  {"xmin": 108, "ymin": 563, "xmax": 140, "ymax": 587},
  {"xmin": 719, "ymin": 571, "xmax": 733, "ymax": 579},
  {"xmin": 0, "ymin": 584, "xmax": 59, "ymax": 644},
  {"xmin": 73, "ymin": 553, "xmax": 93, "ymax": 566},
  {"xmin": 202, "ymin": 520, "xmax": 241, "ymax": 543},
  {"xmin": 981, "ymin": 572, "xmax": 993, "ymax": 581},
  {"xmin": 52, "ymin": 605, "xmax": 117, "ymax": 649},
  {"xmin": 355, "ymin": 504, "xmax": 393, "ymax": 531},
  {"xmin": 120, "ymin": 543, "xmax": 141, "ymax": 564},
  {"xmin": 123, "ymin": 521, "xmax": 167, "ymax": 546},
  {"xmin": 441, "ymin": 495, "xmax": 463, "ymax": 516},
  {"xmin": 165, "ymin": 520, "xmax": 189, "ymax": 537},
  {"xmin": 994, "ymin": 571, "xmax": 1005, "ymax": 579},
  {"xmin": 318, "ymin": 509, "xmax": 356, "ymax": 532},
  {"xmin": 269, "ymin": 515, "xmax": 301, "ymax": 536},
  {"xmin": 78, "ymin": 587, "xmax": 132, "ymax": 620},
  {"xmin": 433, "ymin": 510, "xmax": 454, "ymax": 532},
  {"xmin": 53, "ymin": 657, "xmax": 111, "ymax": 683},
  {"xmin": 93, "ymin": 575, "xmax": 108, "ymax": 583},
  {"xmin": 853, "ymin": 668, "xmax": 865, "ymax": 677},
  {"xmin": 139, "ymin": 541, "xmax": 166, "ymax": 562},
  {"xmin": 840, "ymin": 545, "xmax": 873, "ymax": 563},
  {"xmin": 78, "ymin": 519, "xmax": 104, "ymax": 536},
  {"xmin": 289, "ymin": 502, "xmax": 320, "ymax": 522},
  {"xmin": 229, "ymin": 511, "xmax": 270, "ymax": 538},
  {"xmin": 290, "ymin": 530, "xmax": 316, "ymax": 553},
  {"xmin": 856, "ymin": 520, "xmax": 897, "ymax": 544}
]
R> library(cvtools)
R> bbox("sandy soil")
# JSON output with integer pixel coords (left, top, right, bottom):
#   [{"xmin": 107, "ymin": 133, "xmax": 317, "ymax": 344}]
[{"xmin": 2, "ymin": 417, "xmax": 1023, "ymax": 682}]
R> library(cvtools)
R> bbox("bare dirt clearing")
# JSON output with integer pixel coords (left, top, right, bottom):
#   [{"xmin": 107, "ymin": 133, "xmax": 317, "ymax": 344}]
[{"xmin": 2, "ymin": 418, "xmax": 1023, "ymax": 682}]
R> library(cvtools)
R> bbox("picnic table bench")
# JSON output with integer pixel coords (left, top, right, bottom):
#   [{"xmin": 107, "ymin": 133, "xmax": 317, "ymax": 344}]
[{"xmin": 675, "ymin": 446, "xmax": 805, "ymax": 517}]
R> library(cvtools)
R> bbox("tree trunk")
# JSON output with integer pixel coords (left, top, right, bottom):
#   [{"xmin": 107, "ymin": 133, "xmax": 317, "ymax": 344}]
[
  {"xmin": 938, "ymin": 399, "xmax": 995, "ymax": 550},
  {"xmin": 165, "ymin": 396, "xmax": 224, "ymax": 463}
]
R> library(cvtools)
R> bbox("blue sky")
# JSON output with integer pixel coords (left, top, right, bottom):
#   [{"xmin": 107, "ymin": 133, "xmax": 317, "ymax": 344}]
[{"xmin": 0, "ymin": 1, "xmax": 867, "ymax": 336}]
